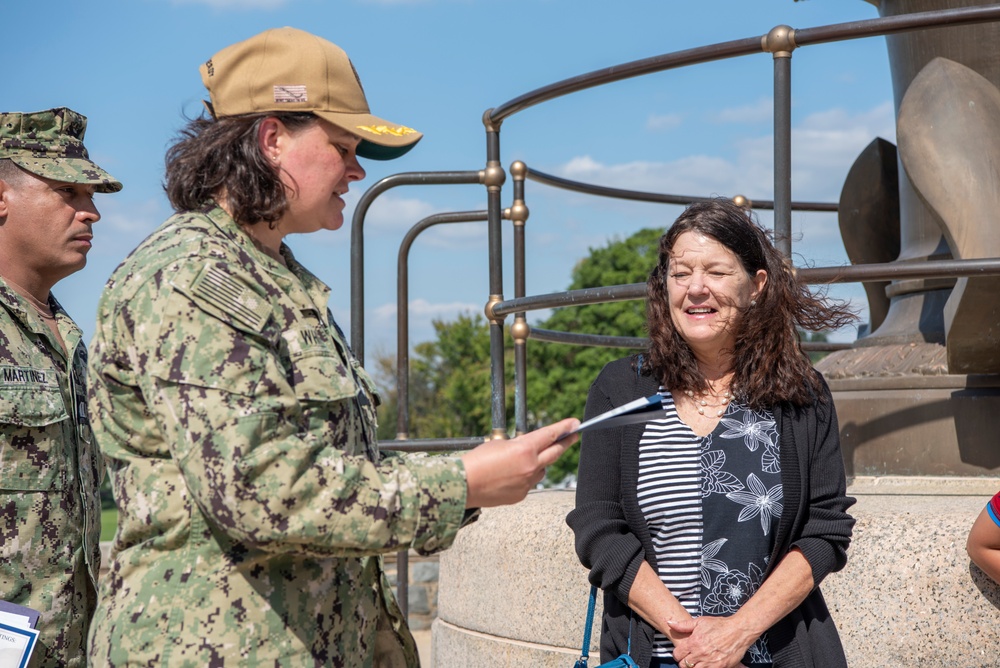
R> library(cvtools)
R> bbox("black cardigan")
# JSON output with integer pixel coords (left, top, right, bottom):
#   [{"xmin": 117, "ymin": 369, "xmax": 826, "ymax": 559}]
[{"xmin": 566, "ymin": 357, "xmax": 855, "ymax": 668}]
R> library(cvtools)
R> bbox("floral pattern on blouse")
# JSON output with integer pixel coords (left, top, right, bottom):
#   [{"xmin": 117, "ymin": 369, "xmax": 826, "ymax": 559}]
[{"xmin": 699, "ymin": 401, "xmax": 782, "ymax": 664}]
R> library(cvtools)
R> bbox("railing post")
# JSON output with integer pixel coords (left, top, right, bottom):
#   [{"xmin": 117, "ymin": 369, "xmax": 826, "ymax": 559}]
[
  {"xmin": 763, "ymin": 25, "xmax": 797, "ymax": 259},
  {"xmin": 483, "ymin": 110, "xmax": 509, "ymax": 440},
  {"xmin": 395, "ymin": 211, "xmax": 489, "ymax": 443},
  {"xmin": 351, "ymin": 171, "xmax": 483, "ymax": 362},
  {"xmin": 509, "ymin": 161, "xmax": 530, "ymax": 436}
]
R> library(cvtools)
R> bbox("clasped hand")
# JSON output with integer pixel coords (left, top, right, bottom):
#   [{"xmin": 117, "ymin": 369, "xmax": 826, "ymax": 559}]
[{"xmin": 668, "ymin": 615, "xmax": 755, "ymax": 668}]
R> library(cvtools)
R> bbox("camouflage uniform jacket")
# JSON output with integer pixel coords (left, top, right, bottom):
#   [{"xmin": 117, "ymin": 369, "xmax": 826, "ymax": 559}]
[
  {"xmin": 0, "ymin": 279, "xmax": 101, "ymax": 668},
  {"xmin": 87, "ymin": 203, "xmax": 469, "ymax": 667}
]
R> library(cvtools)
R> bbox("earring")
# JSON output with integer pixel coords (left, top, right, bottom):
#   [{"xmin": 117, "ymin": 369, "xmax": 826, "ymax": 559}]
[{"xmin": 750, "ymin": 299, "xmax": 757, "ymax": 307}]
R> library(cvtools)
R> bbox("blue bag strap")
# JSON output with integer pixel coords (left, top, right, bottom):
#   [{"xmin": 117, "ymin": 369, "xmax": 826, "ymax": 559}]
[
  {"xmin": 575, "ymin": 585, "xmax": 598, "ymax": 668},
  {"xmin": 578, "ymin": 586, "xmax": 635, "ymax": 668},
  {"xmin": 626, "ymin": 612, "xmax": 632, "ymax": 655}
]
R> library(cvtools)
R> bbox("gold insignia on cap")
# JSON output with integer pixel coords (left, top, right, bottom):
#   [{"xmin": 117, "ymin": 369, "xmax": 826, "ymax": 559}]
[{"xmin": 356, "ymin": 125, "xmax": 418, "ymax": 137}]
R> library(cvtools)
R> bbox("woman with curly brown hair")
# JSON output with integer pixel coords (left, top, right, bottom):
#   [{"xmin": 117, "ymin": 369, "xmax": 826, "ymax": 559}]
[
  {"xmin": 568, "ymin": 198, "xmax": 857, "ymax": 668},
  {"xmin": 86, "ymin": 27, "xmax": 578, "ymax": 666}
]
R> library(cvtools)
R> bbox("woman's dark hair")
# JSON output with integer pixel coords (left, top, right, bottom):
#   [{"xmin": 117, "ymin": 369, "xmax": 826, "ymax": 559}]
[
  {"xmin": 163, "ymin": 112, "xmax": 317, "ymax": 226},
  {"xmin": 644, "ymin": 197, "xmax": 856, "ymax": 407}
]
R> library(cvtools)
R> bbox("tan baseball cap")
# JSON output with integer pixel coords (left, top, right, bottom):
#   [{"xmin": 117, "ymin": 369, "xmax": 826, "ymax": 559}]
[
  {"xmin": 0, "ymin": 108, "xmax": 122, "ymax": 193},
  {"xmin": 200, "ymin": 27, "xmax": 423, "ymax": 161}
]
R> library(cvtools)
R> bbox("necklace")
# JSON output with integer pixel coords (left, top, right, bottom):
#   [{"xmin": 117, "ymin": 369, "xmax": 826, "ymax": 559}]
[
  {"xmin": 0, "ymin": 274, "xmax": 56, "ymax": 320},
  {"xmin": 684, "ymin": 388, "xmax": 731, "ymax": 417}
]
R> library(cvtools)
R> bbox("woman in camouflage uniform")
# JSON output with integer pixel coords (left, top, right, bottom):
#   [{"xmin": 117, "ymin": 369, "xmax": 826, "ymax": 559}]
[{"xmin": 86, "ymin": 28, "xmax": 576, "ymax": 667}]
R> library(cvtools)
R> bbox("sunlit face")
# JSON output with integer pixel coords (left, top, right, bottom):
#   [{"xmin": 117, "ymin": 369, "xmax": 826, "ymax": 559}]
[
  {"xmin": 273, "ymin": 119, "xmax": 366, "ymax": 235},
  {"xmin": 0, "ymin": 170, "xmax": 100, "ymax": 287},
  {"xmin": 667, "ymin": 231, "xmax": 767, "ymax": 364}
]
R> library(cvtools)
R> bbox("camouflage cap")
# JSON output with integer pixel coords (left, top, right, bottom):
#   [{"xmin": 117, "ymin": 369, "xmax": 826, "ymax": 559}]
[{"xmin": 0, "ymin": 108, "xmax": 122, "ymax": 193}]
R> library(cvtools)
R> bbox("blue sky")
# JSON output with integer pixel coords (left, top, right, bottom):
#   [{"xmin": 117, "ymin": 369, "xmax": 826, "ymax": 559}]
[{"xmin": 9, "ymin": 0, "xmax": 891, "ymax": 357}]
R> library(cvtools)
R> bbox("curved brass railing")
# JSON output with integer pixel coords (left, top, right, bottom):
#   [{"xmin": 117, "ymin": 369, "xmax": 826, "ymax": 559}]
[{"xmin": 346, "ymin": 5, "xmax": 1000, "ymax": 617}]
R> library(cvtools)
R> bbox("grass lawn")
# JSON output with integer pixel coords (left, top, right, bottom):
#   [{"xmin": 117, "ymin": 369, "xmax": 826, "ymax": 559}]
[{"xmin": 100, "ymin": 507, "xmax": 118, "ymax": 543}]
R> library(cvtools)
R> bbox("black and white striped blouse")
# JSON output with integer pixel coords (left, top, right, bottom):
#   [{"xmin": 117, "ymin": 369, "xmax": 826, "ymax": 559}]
[{"xmin": 638, "ymin": 389, "xmax": 782, "ymax": 664}]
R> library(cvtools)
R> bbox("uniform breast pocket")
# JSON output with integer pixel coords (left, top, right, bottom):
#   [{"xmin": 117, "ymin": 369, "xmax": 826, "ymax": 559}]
[
  {"xmin": 282, "ymin": 329, "xmax": 358, "ymax": 404},
  {"xmin": 0, "ymin": 385, "xmax": 70, "ymax": 491}
]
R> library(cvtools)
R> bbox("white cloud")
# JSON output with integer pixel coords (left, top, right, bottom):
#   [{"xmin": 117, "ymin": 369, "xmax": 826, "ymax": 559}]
[
  {"xmin": 357, "ymin": 193, "xmax": 438, "ymax": 235},
  {"xmin": 90, "ymin": 197, "xmax": 169, "ymax": 263},
  {"xmin": 559, "ymin": 154, "xmax": 754, "ymax": 200},
  {"xmin": 350, "ymin": 191, "xmax": 493, "ymax": 250},
  {"xmin": 713, "ymin": 98, "xmax": 773, "ymax": 124},
  {"xmin": 97, "ymin": 197, "xmax": 164, "ymax": 235},
  {"xmin": 777, "ymin": 102, "xmax": 895, "ymax": 200},
  {"xmin": 557, "ymin": 102, "xmax": 897, "ymax": 204},
  {"xmin": 371, "ymin": 298, "xmax": 484, "ymax": 350},
  {"xmin": 646, "ymin": 113, "xmax": 683, "ymax": 132},
  {"xmin": 543, "ymin": 102, "xmax": 894, "ymax": 331},
  {"xmin": 356, "ymin": 0, "xmax": 478, "ymax": 4},
  {"xmin": 374, "ymin": 298, "xmax": 482, "ymax": 321},
  {"xmin": 170, "ymin": 0, "xmax": 288, "ymax": 8}
]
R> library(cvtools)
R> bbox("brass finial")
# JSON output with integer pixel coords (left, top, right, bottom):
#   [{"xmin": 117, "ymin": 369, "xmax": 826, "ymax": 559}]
[
  {"xmin": 511, "ymin": 317, "xmax": 530, "ymax": 344},
  {"xmin": 509, "ymin": 202, "xmax": 528, "ymax": 227},
  {"xmin": 762, "ymin": 25, "xmax": 796, "ymax": 58},
  {"xmin": 482, "ymin": 162, "xmax": 506, "ymax": 192},
  {"xmin": 484, "ymin": 294, "xmax": 506, "ymax": 324}
]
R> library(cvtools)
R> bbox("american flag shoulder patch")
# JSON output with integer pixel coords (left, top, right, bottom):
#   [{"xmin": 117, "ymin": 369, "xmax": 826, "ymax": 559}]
[{"xmin": 189, "ymin": 266, "xmax": 271, "ymax": 331}]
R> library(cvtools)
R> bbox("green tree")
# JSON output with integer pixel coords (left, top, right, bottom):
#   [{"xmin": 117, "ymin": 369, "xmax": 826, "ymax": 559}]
[
  {"xmin": 374, "ymin": 227, "xmax": 841, "ymax": 483},
  {"xmin": 526, "ymin": 227, "xmax": 664, "ymax": 482},
  {"xmin": 371, "ymin": 227, "xmax": 661, "ymax": 469},
  {"xmin": 374, "ymin": 313, "xmax": 514, "ymax": 442},
  {"xmin": 801, "ymin": 330, "xmax": 831, "ymax": 364}
]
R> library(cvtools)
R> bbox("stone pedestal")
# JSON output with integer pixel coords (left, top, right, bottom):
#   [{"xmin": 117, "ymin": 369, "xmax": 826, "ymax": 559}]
[
  {"xmin": 816, "ymin": 344, "xmax": 1000, "ymax": 476},
  {"xmin": 436, "ymin": 483, "xmax": 1000, "ymax": 667},
  {"xmin": 435, "ymin": 490, "xmax": 590, "ymax": 666}
]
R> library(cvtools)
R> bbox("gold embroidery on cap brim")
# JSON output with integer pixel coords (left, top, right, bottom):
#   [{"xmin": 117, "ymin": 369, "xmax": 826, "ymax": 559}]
[{"xmin": 355, "ymin": 125, "xmax": 417, "ymax": 137}]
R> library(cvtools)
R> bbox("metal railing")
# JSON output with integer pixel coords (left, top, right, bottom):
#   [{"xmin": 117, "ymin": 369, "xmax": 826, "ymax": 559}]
[{"xmin": 347, "ymin": 3, "xmax": 1000, "ymax": 617}]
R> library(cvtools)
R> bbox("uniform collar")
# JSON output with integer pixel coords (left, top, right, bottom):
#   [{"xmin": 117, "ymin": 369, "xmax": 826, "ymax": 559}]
[
  {"xmin": 0, "ymin": 275, "xmax": 79, "ymax": 357},
  {"xmin": 202, "ymin": 201, "xmax": 283, "ymax": 267},
  {"xmin": 202, "ymin": 201, "xmax": 334, "ymax": 315},
  {"xmin": 0, "ymin": 277, "xmax": 32, "ymax": 324},
  {"xmin": 0, "ymin": 275, "xmax": 68, "ymax": 325}
]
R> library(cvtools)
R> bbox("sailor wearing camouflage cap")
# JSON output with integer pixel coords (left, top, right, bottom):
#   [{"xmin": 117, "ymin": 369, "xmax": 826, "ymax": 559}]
[
  {"xmin": 86, "ymin": 27, "xmax": 576, "ymax": 667},
  {"xmin": 0, "ymin": 107, "xmax": 121, "ymax": 667},
  {"xmin": 0, "ymin": 107, "xmax": 122, "ymax": 193}
]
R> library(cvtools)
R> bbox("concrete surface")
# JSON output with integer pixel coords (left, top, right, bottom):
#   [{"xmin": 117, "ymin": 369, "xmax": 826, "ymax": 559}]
[
  {"xmin": 413, "ymin": 629, "xmax": 432, "ymax": 666},
  {"xmin": 435, "ymin": 481, "xmax": 1000, "ymax": 667}
]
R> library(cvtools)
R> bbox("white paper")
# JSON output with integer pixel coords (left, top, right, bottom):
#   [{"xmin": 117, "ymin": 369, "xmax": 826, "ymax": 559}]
[
  {"xmin": 574, "ymin": 394, "xmax": 661, "ymax": 433},
  {"xmin": 0, "ymin": 600, "xmax": 39, "ymax": 631},
  {"xmin": 0, "ymin": 612, "xmax": 29, "ymax": 630},
  {"xmin": 558, "ymin": 394, "xmax": 664, "ymax": 442},
  {"xmin": 0, "ymin": 622, "xmax": 38, "ymax": 668}
]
